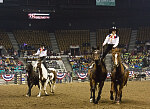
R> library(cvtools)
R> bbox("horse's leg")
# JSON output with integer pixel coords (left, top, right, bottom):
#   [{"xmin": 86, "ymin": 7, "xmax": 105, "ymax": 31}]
[
  {"xmin": 95, "ymin": 81, "xmax": 104, "ymax": 104},
  {"xmin": 92, "ymin": 80, "xmax": 96, "ymax": 103},
  {"xmin": 120, "ymin": 90, "xmax": 122, "ymax": 102},
  {"xmin": 51, "ymin": 82, "xmax": 55, "ymax": 94},
  {"xmin": 28, "ymin": 83, "xmax": 33, "ymax": 97},
  {"xmin": 117, "ymin": 85, "xmax": 123, "ymax": 104},
  {"xmin": 37, "ymin": 81, "xmax": 42, "ymax": 97},
  {"xmin": 90, "ymin": 80, "xmax": 93, "ymax": 103},
  {"xmin": 48, "ymin": 81, "xmax": 52, "ymax": 92},
  {"xmin": 114, "ymin": 83, "xmax": 118, "ymax": 102},
  {"xmin": 110, "ymin": 81, "xmax": 114, "ymax": 100},
  {"xmin": 44, "ymin": 79, "xmax": 49, "ymax": 96},
  {"xmin": 92, "ymin": 88, "xmax": 96, "ymax": 103},
  {"xmin": 26, "ymin": 82, "xmax": 33, "ymax": 97},
  {"xmin": 90, "ymin": 79, "xmax": 96, "ymax": 103},
  {"xmin": 26, "ymin": 81, "xmax": 30, "ymax": 97}
]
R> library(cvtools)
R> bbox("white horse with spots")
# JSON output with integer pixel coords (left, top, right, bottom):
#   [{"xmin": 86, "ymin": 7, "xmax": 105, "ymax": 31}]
[
  {"xmin": 47, "ymin": 68, "xmax": 57, "ymax": 94},
  {"xmin": 32, "ymin": 60, "xmax": 49, "ymax": 97}
]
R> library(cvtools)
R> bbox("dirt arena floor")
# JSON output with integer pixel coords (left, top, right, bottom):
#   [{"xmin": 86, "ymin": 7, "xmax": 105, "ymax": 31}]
[{"xmin": 0, "ymin": 81, "xmax": 150, "ymax": 109}]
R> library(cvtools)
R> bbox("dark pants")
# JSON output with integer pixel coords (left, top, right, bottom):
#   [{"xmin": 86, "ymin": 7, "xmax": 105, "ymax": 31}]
[
  {"xmin": 102, "ymin": 44, "xmax": 114, "ymax": 59},
  {"xmin": 40, "ymin": 56, "xmax": 47, "ymax": 69}
]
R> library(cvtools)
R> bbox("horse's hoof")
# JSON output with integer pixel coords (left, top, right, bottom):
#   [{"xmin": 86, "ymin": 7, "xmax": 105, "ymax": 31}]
[
  {"xmin": 51, "ymin": 92, "xmax": 54, "ymax": 95},
  {"xmin": 26, "ymin": 95, "xmax": 29, "ymax": 97},
  {"xmin": 94, "ymin": 101, "xmax": 99, "ymax": 104},
  {"xmin": 45, "ymin": 94, "xmax": 49, "ymax": 96},
  {"xmin": 51, "ymin": 91, "xmax": 54, "ymax": 93},
  {"xmin": 110, "ymin": 96, "xmax": 114, "ymax": 100},
  {"xmin": 37, "ymin": 95, "xmax": 41, "ymax": 97},
  {"xmin": 90, "ymin": 98, "xmax": 93, "ymax": 103},
  {"xmin": 116, "ymin": 101, "xmax": 120, "ymax": 105}
]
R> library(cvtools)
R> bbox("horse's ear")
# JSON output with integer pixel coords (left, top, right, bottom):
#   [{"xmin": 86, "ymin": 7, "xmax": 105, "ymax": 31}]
[
  {"xmin": 92, "ymin": 46, "xmax": 95, "ymax": 50},
  {"xmin": 119, "ymin": 48, "xmax": 122, "ymax": 52},
  {"xmin": 112, "ymin": 48, "xmax": 115, "ymax": 53},
  {"xmin": 97, "ymin": 46, "xmax": 100, "ymax": 50}
]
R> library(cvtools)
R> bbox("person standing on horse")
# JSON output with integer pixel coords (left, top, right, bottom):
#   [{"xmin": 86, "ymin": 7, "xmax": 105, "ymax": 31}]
[
  {"xmin": 101, "ymin": 26, "xmax": 119, "ymax": 60},
  {"xmin": 34, "ymin": 43, "xmax": 48, "ymax": 70}
]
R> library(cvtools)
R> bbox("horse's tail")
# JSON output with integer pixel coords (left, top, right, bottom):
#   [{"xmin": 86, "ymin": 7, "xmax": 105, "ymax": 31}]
[{"xmin": 53, "ymin": 71, "xmax": 57, "ymax": 82}]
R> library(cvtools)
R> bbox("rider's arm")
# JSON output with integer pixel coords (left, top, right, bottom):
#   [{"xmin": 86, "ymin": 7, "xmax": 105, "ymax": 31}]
[
  {"xmin": 34, "ymin": 49, "xmax": 40, "ymax": 56},
  {"xmin": 113, "ymin": 37, "xmax": 119, "ymax": 48}
]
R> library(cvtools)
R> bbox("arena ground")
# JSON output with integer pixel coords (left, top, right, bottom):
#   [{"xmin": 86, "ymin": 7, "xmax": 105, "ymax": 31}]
[{"xmin": 0, "ymin": 81, "xmax": 150, "ymax": 109}]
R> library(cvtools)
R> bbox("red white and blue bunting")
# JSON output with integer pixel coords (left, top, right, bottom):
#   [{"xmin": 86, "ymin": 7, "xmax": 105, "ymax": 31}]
[
  {"xmin": 56, "ymin": 73, "xmax": 66, "ymax": 79},
  {"xmin": 146, "ymin": 71, "xmax": 150, "ymax": 76},
  {"xmin": 107, "ymin": 73, "xmax": 111, "ymax": 79},
  {"xmin": 1, "ymin": 74, "xmax": 15, "ymax": 81},
  {"xmin": 77, "ymin": 73, "xmax": 87, "ymax": 79},
  {"xmin": 129, "ymin": 71, "xmax": 134, "ymax": 77}
]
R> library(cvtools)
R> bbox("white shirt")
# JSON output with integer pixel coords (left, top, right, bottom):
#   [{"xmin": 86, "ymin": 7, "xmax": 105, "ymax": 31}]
[
  {"xmin": 103, "ymin": 34, "xmax": 119, "ymax": 48},
  {"xmin": 35, "ymin": 47, "xmax": 47, "ymax": 57}
]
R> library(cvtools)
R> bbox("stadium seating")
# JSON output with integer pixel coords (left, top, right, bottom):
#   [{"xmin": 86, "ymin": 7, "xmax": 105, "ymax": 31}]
[
  {"xmin": 137, "ymin": 27, "xmax": 150, "ymax": 43},
  {"xmin": 0, "ymin": 31, "xmax": 13, "ymax": 50},
  {"xmin": 13, "ymin": 30, "xmax": 51, "ymax": 51},
  {"xmin": 55, "ymin": 30, "xmax": 90, "ymax": 55}
]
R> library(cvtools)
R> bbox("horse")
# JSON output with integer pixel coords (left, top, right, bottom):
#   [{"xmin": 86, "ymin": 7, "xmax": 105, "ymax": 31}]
[
  {"xmin": 88, "ymin": 47, "xmax": 107, "ymax": 104},
  {"xmin": 26, "ymin": 63, "xmax": 39, "ymax": 97},
  {"xmin": 110, "ymin": 48, "xmax": 129, "ymax": 104},
  {"xmin": 48, "ymin": 68, "xmax": 57, "ymax": 94},
  {"xmin": 32, "ymin": 60, "xmax": 50, "ymax": 97}
]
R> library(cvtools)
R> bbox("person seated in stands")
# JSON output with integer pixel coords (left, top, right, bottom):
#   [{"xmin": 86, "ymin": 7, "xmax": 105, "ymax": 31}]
[{"xmin": 33, "ymin": 43, "xmax": 48, "ymax": 70}]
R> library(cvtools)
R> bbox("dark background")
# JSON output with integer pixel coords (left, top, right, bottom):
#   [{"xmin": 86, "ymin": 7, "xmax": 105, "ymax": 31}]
[{"xmin": 0, "ymin": 0, "xmax": 149, "ymax": 31}]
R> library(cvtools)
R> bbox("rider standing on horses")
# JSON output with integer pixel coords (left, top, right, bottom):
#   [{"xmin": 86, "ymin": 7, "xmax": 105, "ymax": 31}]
[
  {"xmin": 34, "ymin": 43, "xmax": 48, "ymax": 70},
  {"xmin": 101, "ymin": 26, "xmax": 119, "ymax": 60}
]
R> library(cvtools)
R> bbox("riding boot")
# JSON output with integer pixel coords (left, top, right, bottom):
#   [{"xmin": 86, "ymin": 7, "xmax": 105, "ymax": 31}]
[{"xmin": 101, "ymin": 44, "xmax": 114, "ymax": 60}]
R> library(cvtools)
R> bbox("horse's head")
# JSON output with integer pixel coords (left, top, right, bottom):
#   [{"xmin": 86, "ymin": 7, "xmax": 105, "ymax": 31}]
[
  {"xmin": 31, "ymin": 61, "xmax": 39, "ymax": 73},
  {"xmin": 112, "ymin": 48, "xmax": 121, "ymax": 67},
  {"xmin": 37, "ymin": 60, "xmax": 42, "ymax": 69},
  {"xmin": 91, "ymin": 47, "xmax": 101, "ymax": 61},
  {"xmin": 26, "ymin": 63, "xmax": 32, "ymax": 74}
]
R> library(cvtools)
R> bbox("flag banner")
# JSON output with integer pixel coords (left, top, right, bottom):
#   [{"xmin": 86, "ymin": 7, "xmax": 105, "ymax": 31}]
[
  {"xmin": 129, "ymin": 71, "xmax": 134, "ymax": 77},
  {"xmin": 96, "ymin": 0, "xmax": 115, "ymax": 6},
  {"xmin": 107, "ymin": 72, "xmax": 111, "ymax": 79},
  {"xmin": 1, "ymin": 74, "xmax": 15, "ymax": 81},
  {"xmin": 57, "ymin": 73, "xmax": 66, "ymax": 79},
  {"xmin": 77, "ymin": 73, "xmax": 87, "ymax": 79},
  {"xmin": 146, "ymin": 71, "xmax": 150, "ymax": 76}
]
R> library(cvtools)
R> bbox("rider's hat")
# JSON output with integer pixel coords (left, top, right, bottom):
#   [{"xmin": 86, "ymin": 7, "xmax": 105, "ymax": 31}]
[
  {"xmin": 109, "ymin": 26, "xmax": 118, "ymax": 33},
  {"xmin": 40, "ymin": 43, "xmax": 45, "ymax": 47}
]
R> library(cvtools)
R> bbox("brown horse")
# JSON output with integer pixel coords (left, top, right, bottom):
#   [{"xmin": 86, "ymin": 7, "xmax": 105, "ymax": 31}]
[
  {"xmin": 26, "ymin": 63, "xmax": 39, "ymax": 97},
  {"xmin": 110, "ymin": 48, "xmax": 129, "ymax": 104},
  {"xmin": 88, "ymin": 47, "xmax": 107, "ymax": 104}
]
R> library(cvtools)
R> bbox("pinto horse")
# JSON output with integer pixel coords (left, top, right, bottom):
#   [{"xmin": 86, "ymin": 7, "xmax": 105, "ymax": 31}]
[
  {"xmin": 26, "ymin": 63, "xmax": 39, "ymax": 97},
  {"xmin": 36, "ymin": 60, "xmax": 50, "ymax": 97},
  {"xmin": 48, "ymin": 68, "xmax": 57, "ymax": 94},
  {"xmin": 88, "ymin": 47, "xmax": 107, "ymax": 104},
  {"xmin": 110, "ymin": 48, "xmax": 129, "ymax": 104}
]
